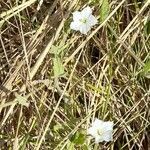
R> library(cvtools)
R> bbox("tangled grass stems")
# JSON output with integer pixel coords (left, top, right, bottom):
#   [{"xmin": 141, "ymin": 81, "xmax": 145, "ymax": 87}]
[{"xmin": 0, "ymin": 0, "xmax": 150, "ymax": 149}]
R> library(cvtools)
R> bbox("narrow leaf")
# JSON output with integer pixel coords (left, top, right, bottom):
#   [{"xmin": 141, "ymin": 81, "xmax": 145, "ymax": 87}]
[
  {"xmin": 53, "ymin": 56, "xmax": 64, "ymax": 77},
  {"xmin": 100, "ymin": 0, "xmax": 109, "ymax": 22},
  {"xmin": 15, "ymin": 93, "xmax": 29, "ymax": 107},
  {"xmin": 140, "ymin": 60, "xmax": 150, "ymax": 78},
  {"xmin": 70, "ymin": 130, "xmax": 86, "ymax": 145},
  {"xmin": 50, "ymin": 43, "xmax": 66, "ymax": 55}
]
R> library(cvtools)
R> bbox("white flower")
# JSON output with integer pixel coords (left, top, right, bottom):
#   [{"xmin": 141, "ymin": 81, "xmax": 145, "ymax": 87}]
[
  {"xmin": 87, "ymin": 118, "xmax": 113, "ymax": 143},
  {"xmin": 70, "ymin": 6, "xmax": 98, "ymax": 34}
]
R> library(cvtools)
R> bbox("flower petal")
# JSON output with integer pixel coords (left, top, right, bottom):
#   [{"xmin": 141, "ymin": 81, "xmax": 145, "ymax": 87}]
[
  {"xmin": 70, "ymin": 21, "xmax": 80, "ymax": 31},
  {"xmin": 103, "ymin": 121, "xmax": 113, "ymax": 131},
  {"xmin": 92, "ymin": 118, "xmax": 104, "ymax": 128},
  {"xmin": 87, "ymin": 126, "xmax": 98, "ymax": 137},
  {"xmin": 95, "ymin": 136, "xmax": 103, "ymax": 143},
  {"xmin": 79, "ymin": 24, "xmax": 90, "ymax": 35},
  {"xmin": 72, "ymin": 11, "xmax": 82, "ymax": 21},
  {"xmin": 102, "ymin": 130, "xmax": 113, "ymax": 142},
  {"xmin": 81, "ymin": 6, "xmax": 92, "ymax": 18},
  {"xmin": 87, "ymin": 15, "xmax": 98, "ymax": 27}
]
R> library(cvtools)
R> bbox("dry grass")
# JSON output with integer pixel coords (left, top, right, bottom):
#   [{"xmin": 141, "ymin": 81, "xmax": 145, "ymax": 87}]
[{"xmin": 0, "ymin": 0, "xmax": 150, "ymax": 149}]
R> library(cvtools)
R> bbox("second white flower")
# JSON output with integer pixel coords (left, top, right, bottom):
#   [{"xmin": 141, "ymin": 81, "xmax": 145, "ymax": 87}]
[{"xmin": 87, "ymin": 118, "xmax": 113, "ymax": 143}]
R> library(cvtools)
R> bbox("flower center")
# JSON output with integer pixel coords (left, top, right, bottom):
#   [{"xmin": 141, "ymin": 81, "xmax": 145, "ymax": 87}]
[
  {"xmin": 79, "ymin": 18, "xmax": 87, "ymax": 24},
  {"xmin": 97, "ymin": 128, "xmax": 104, "ymax": 136}
]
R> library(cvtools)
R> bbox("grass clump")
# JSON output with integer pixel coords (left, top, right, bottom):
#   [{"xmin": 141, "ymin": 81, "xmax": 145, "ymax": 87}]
[{"xmin": 0, "ymin": 0, "xmax": 150, "ymax": 149}]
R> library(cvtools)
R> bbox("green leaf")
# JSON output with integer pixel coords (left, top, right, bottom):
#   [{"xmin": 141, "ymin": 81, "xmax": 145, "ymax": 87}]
[
  {"xmin": 82, "ymin": 144, "xmax": 90, "ymax": 150},
  {"xmin": 53, "ymin": 56, "xmax": 64, "ymax": 77},
  {"xmin": 70, "ymin": 130, "xmax": 86, "ymax": 145},
  {"xmin": 86, "ymin": 84, "xmax": 106, "ymax": 94},
  {"xmin": 50, "ymin": 45, "xmax": 63, "ymax": 55},
  {"xmin": 53, "ymin": 124, "xmax": 63, "ymax": 132},
  {"xmin": 15, "ymin": 93, "xmax": 29, "ymax": 107},
  {"xmin": 100, "ymin": 0, "xmax": 109, "ymax": 22},
  {"xmin": 50, "ymin": 42, "xmax": 66, "ymax": 56},
  {"xmin": 67, "ymin": 142, "xmax": 75, "ymax": 150},
  {"xmin": 145, "ymin": 19, "xmax": 150, "ymax": 35},
  {"xmin": 140, "ymin": 60, "xmax": 150, "ymax": 78}
]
